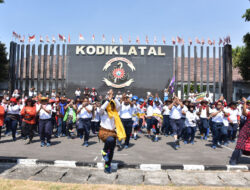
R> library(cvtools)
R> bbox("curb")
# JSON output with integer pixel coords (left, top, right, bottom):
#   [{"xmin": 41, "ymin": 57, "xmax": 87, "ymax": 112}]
[{"xmin": 0, "ymin": 157, "xmax": 249, "ymax": 172}]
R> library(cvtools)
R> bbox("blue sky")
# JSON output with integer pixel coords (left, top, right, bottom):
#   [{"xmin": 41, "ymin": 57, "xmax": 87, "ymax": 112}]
[{"xmin": 0, "ymin": 0, "xmax": 249, "ymax": 53}]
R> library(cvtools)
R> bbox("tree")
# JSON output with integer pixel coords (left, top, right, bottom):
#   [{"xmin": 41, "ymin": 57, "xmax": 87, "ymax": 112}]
[
  {"xmin": 0, "ymin": 0, "xmax": 4, "ymax": 3},
  {"xmin": 0, "ymin": 42, "xmax": 8, "ymax": 81},
  {"xmin": 232, "ymin": 8, "xmax": 250, "ymax": 81}
]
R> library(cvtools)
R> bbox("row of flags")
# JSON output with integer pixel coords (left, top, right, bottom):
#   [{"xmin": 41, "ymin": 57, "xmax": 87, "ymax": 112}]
[{"xmin": 12, "ymin": 31, "xmax": 231, "ymax": 46}]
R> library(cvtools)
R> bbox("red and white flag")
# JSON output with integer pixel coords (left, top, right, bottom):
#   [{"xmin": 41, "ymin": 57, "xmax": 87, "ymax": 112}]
[
  {"xmin": 46, "ymin": 35, "xmax": 50, "ymax": 43},
  {"xmin": 136, "ymin": 36, "xmax": 140, "ymax": 44},
  {"xmin": 177, "ymin": 36, "xmax": 182, "ymax": 44},
  {"xmin": 40, "ymin": 36, "xmax": 44, "ymax": 43},
  {"xmin": 153, "ymin": 36, "xmax": 157, "ymax": 44},
  {"xmin": 218, "ymin": 38, "xmax": 223, "ymax": 46},
  {"xmin": 20, "ymin": 35, "xmax": 25, "ymax": 43},
  {"xmin": 52, "ymin": 36, "xmax": 56, "ymax": 43},
  {"xmin": 162, "ymin": 36, "xmax": 166, "ymax": 44},
  {"xmin": 119, "ymin": 35, "xmax": 123, "ymax": 44},
  {"xmin": 146, "ymin": 35, "xmax": 149, "ymax": 44},
  {"xmin": 201, "ymin": 38, "xmax": 205, "ymax": 45},
  {"xmin": 188, "ymin": 38, "xmax": 192, "ymax": 45},
  {"xmin": 225, "ymin": 35, "xmax": 231, "ymax": 44},
  {"xmin": 195, "ymin": 37, "xmax": 201, "ymax": 44},
  {"xmin": 59, "ymin": 34, "xmax": 65, "ymax": 42},
  {"xmin": 172, "ymin": 37, "xmax": 176, "ymax": 45},
  {"xmin": 68, "ymin": 34, "xmax": 71, "ymax": 43},
  {"xmin": 28, "ymin": 35, "xmax": 36, "ymax": 42},
  {"xmin": 92, "ymin": 34, "xmax": 95, "ymax": 41},
  {"xmin": 128, "ymin": 36, "xmax": 131, "ymax": 43},
  {"xmin": 102, "ymin": 34, "xmax": 105, "ymax": 42},
  {"xmin": 112, "ymin": 36, "xmax": 115, "ymax": 44},
  {"xmin": 208, "ymin": 38, "xmax": 212, "ymax": 45},
  {"xmin": 12, "ymin": 31, "xmax": 18, "ymax": 39},
  {"xmin": 79, "ymin": 34, "xmax": 84, "ymax": 41}
]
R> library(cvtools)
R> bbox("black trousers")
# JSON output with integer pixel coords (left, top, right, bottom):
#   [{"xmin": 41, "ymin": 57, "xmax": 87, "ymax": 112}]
[
  {"xmin": 21, "ymin": 122, "xmax": 34, "ymax": 141},
  {"xmin": 39, "ymin": 119, "xmax": 52, "ymax": 143},
  {"xmin": 121, "ymin": 118, "xmax": 133, "ymax": 146},
  {"xmin": 103, "ymin": 136, "xmax": 116, "ymax": 167}
]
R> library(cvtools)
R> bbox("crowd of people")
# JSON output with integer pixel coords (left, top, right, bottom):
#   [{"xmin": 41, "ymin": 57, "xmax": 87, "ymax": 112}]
[{"xmin": 0, "ymin": 87, "xmax": 250, "ymax": 173}]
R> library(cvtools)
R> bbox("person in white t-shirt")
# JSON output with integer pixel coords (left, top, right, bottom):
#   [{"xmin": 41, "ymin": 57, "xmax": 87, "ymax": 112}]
[
  {"xmin": 162, "ymin": 99, "xmax": 172, "ymax": 136},
  {"xmin": 98, "ymin": 89, "xmax": 121, "ymax": 174},
  {"xmin": 197, "ymin": 100, "xmax": 210, "ymax": 140},
  {"xmin": 36, "ymin": 97, "xmax": 53, "ymax": 147},
  {"xmin": 75, "ymin": 88, "xmax": 81, "ymax": 99},
  {"xmin": 91, "ymin": 102, "xmax": 100, "ymax": 135},
  {"xmin": 184, "ymin": 103, "xmax": 199, "ymax": 144},
  {"xmin": 169, "ymin": 96, "xmax": 184, "ymax": 149},
  {"xmin": 209, "ymin": 100, "xmax": 229, "ymax": 149},
  {"xmin": 77, "ymin": 97, "xmax": 93, "ymax": 147},
  {"xmin": 228, "ymin": 102, "xmax": 240, "ymax": 143},
  {"xmin": 119, "ymin": 94, "xmax": 134, "ymax": 149}
]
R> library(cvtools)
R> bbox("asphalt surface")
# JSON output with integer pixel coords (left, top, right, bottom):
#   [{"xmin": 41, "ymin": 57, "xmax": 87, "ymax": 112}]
[
  {"xmin": 0, "ymin": 164, "xmax": 250, "ymax": 186},
  {"xmin": 0, "ymin": 127, "xmax": 250, "ymax": 166}
]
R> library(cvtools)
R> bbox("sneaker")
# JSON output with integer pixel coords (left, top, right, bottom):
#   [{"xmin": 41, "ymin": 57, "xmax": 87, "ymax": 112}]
[
  {"xmin": 79, "ymin": 135, "xmax": 83, "ymax": 139},
  {"xmin": 101, "ymin": 150, "xmax": 109, "ymax": 162},
  {"xmin": 41, "ymin": 142, "xmax": 45, "ymax": 147},
  {"xmin": 83, "ymin": 142, "xmax": 88, "ymax": 147},
  {"xmin": 229, "ymin": 160, "xmax": 237, "ymax": 165},
  {"xmin": 204, "ymin": 136, "xmax": 208, "ymax": 141},
  {"xmin": 134, "ymin": 136, "xmax": 137, "ymax": 140},
  {"xmin": 212, "ymin": 145, "xmax": 216, "ymax": 149},
  {"xmin": 104, "ymin": 165, "xmax": 112, "ymax": 174},
  {"xmin": 26, "ymin": 140, "xmax": 32, "ymax": 144},
  {"xmin": 154, "ymin": 137, "xmax": 159, "ymax": 142},
  {"xmin": 184, "ymin": 141, "xmax": 187, "ymax": 144},
  {"xmin": 190, "ymin": 141, "xmax": 194, "ymax": 145},
  {"xmin": 124, "ymin": 145, "xmax": 129, "ymax": 149},
  {"xmin": 231, "ymin": 140, "xmax": 236, "ymax": 143},
  {"xmin": 217, "ymin": 142, "xmax": 221, "ymax": 146},
  {"xmin": 46, "ymin": 142, "xmax": 51, "ymax": 147}
]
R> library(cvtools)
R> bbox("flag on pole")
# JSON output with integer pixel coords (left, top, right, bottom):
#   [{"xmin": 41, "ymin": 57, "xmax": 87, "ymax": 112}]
[
  {"xmin": 119, "ymin": 35, "xmax": 123, "ymax": 44},
  {"xmin": 201, "ymin": 38, "xmax": 205, "ymax": 45},
  {"xmin": 177, "ymin": 36, "xmax": 182, "ymax": 44},
  {"xmin": 79, "ymin": 34, "xmax": 84, "ymax": 41},
  {"xmin": 46, "ymin": 35, "xmax": 50, "ymax": 43},
  {"xmin": 20, "ymin": 35, "xmax": 25, "ymax": 43},
  {"xmin": 40, "ymin": 36, "xmax": 44, "ymax": 43},
  {"xmin": 162, "ymin": 36, "xmax": 166, "ymax": 44},
  {"xmin": 112, "ymin": 36, "xmax": 115, "ymax": 44},
  {"xmin": 92, "ymin": 34, "xmax": 95, "ymax": 42},
  {"xmin": 102, "ymin": 34, "xmax": 105, "ymax": 42},
  {"xmin": 168, "ymin": 76, "xmax": 175, "ymax": 94},
  {"xmin": 172, "ymin": 37, "xmax": 176, "ymax": 45},
  {"xmin": 68, "ymin": 34, "xmax": 71, "ymax": 43},
  {"xmin": 218, "ymin": 38, "xmax": 223, "ymax": 46},
  {"xmin": 146, "ymin": 35, "xmax": 149, "ymax": 44},
  {"xmin": 208, "ymin": 38, "xmax": 212, "ymax": 45},
  {"xmin": 59, "ymin": 34, "xmax": 65, "ymax": 42},
  {"xmin": 195, "ymin": 37, "xmax": 201, "ymax": 44},
  {"xmin": 153, "ymin": 36, "xmax": 157, "ymax": 44},
  {"xmin": 212, "ymin": 40, "xmax": 215, "ymax": 46},
  {"xmin": 128, "ymin": 36, "xmax": 131, "ymax": 43},
  {"xmin": 28, "ymin": 35, "xmax": 36, "ymax": 42},
  {"xmin": 136, "ymin": 36, "xmax": 140, "ymax": 44},
  {"xmin": 52, "ymin": 36, "xmax": 56, "ymax": 43},
  {"xmin": 12, "ymin": 31, "xmax": 18, "ymax": 39},
  {"xmin": 188, "ymin": 38, "xmax": 192, "ymax": 45}
]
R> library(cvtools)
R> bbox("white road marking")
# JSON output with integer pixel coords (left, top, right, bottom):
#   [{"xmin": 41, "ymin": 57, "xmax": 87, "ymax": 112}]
[{"xmin": 222, "ymin": 145, "xmax": 234, "ymax": 151}]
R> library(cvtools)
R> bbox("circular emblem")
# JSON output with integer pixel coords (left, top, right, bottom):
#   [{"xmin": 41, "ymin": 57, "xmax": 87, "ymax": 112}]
[{"xmin": 102, "ymin": 57, "xmax": 136, "ymax": 88}]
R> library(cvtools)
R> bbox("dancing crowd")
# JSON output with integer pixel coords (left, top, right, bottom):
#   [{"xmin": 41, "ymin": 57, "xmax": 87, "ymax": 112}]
[{"xmin": 0, "ymin": 87, "xmax": 250, "ymax": 173}]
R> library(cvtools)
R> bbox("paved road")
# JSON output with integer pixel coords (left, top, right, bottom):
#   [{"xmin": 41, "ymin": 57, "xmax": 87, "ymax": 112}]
[
  {"xmin": 0, "ymin": 129, "xmax": 250, "ymax": 165},
  {"xmin": 0, "ymin": 164, "xmax": 250, "ymax": 186}
]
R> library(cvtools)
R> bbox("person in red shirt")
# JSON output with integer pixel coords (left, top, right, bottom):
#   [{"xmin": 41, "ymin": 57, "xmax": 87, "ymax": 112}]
[
  {"xmin": 0, "ymin": 104, "xmax": 5, "ymax": 139},
  {"xmin": 20, "ymin": 98, "xmax": 36, "ymax": 144},
  {"xmin": 229, "ymin": 97, "xmax": 250, "ymax": 165}
]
